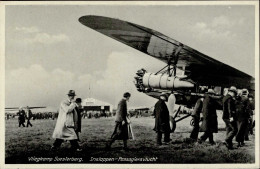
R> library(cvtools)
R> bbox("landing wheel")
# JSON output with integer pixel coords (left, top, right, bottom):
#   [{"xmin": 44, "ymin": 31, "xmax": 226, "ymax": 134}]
[{"xmin": 190, "ymin": 118, "xmax": 195, "ymax": 126}]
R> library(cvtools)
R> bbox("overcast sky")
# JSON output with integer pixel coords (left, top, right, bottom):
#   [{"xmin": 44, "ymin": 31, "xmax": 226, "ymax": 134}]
[{"xmin": 5, "ymin": 4, "xmax": 256, "ymax": 108}]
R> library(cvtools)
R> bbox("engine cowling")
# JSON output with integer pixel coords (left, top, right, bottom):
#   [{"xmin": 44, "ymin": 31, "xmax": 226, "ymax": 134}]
[{"xmin": 134, "ymin": 69, "xmax": 194, "ymax": 92}]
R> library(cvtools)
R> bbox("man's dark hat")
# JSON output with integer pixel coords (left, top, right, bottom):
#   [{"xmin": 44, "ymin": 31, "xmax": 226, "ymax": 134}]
[
  {"xmin": 75, "ymin": 98, "xmax": 82, "ymax": 103},
  {"xmin": 123, "ymin": 92, "xmax": 131, "ymax": 98},
  {"xmin": 67, "ymin": 90, "xmax": 76, "ymax": 96}
]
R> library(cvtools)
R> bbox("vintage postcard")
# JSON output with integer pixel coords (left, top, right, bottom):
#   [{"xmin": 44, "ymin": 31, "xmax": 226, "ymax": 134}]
[{"xmin": 0, "ymin": 1, "xmax": 259, "ymax": 169}]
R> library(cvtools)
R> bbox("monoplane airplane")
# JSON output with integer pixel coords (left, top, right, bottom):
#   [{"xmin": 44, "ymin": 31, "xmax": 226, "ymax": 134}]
[
  {"xmin": 79, "ymin": 15, "xmax": 255, "ymax": 132},
  {"xmin": 129, "ymin": 106, "xmax": 153, "ymax": 117},
  {"xmin": 5, "ymin": 106, "xmax": 46, "ymax": 110}
]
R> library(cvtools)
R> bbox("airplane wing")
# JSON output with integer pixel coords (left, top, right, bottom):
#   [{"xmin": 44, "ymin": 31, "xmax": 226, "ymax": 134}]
[{"xmin": 79, "ymin": 15, "xmax": 254, "ymax": 91}]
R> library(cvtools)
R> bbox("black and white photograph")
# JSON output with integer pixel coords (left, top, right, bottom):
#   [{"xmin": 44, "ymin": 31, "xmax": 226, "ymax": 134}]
[{"xmin": 1, "ymin": 1, "xmax": 259, "ymax": 168}]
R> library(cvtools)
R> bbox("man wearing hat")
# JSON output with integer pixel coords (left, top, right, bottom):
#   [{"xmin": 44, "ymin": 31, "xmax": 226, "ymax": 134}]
[
  {"xmin": 240, "ymin": 89, "xmax": 254, "ymax": 141},
  {"xmin": 247, "ymin": 94, "xmax": 255, "ymax": 136},
  {"xmin": 51, "ymin": 90, "xmax": 82, "ymax": 151},
  {"xmin": 235, "ymin": 88, "xmax": 251, "ymax": 147},
  {"xmin": 198, "ymin": 89, "xmax": 218, "ymax": 145},
  {"xmin": 107, "ymin": 92, "xmax": 131, "ymax": 151},
  {"xmin": 74, "ymin": 98, "xmax": 83, "ymax": 141},
  {"xmin": 190, "ymin": 88, "xmax": 207, "ymax": 140},
  {"xmin": 153, "ymin": 93, "xmax": 171, "ymax": 145},
  {"xmin": 25, "ymin": 106, "xmax": 33, "ymax": 127},
  {"xmin": 222, "ymin": 86, "xmax": 238, "ymax": 149},
  {"xmin": 17, "ymin": 107, "xmax": 26, "ymax": 127}
]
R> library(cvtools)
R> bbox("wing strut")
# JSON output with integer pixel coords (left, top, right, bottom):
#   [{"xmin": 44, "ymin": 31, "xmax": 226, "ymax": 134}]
[
  {"xmin": 171, "ymin": 43, "xmax": 183, "ymax": 76},
  {"xmin": 155, "ymin": 43, "xmax": 184, "ymax": 77}
]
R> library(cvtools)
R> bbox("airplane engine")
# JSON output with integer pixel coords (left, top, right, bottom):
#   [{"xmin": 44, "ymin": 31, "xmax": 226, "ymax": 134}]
[{"xmin": 135, "ymin": 69, "xmax": 194, "ymax": 91}]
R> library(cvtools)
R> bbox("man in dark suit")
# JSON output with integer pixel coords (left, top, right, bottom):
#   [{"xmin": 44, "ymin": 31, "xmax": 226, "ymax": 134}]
[
  {"xmin": 198, "ymin": 89, "xmax": 218, "ymax": 145},
  {"xmin": 153, "ymin": 93, "xmax": 171, "ymax": 146},
  {"xmin": 17, "ymin": 107, "xmax": 26, "ymax": 127},
  {"xmin": 25, "ymin": 106, "xmax": 33, "ymax": 127},
  {"xmin": 244, "ymin": 93, "xmax": 254, "ymax": 139},
  {"xmin": 190, "ymin": 97, "xmax": 203, "ymax": 140},
  {"xmin": 74, "ymin": 98, "xmax": 83, "ymax": 141},
  {"xmin": 235, "ymin": 89, "xmax": 251, "ymax": 147},
  {"xmin": 107, "ymin": 92, "xmax": 131, "ymax": 151},
  {"xmin": 222, "ymin": 86, "xmax": 238, "ymax": 149},
  {"xmin": 190, "ymin": 87, "xmax": 207, "ymax": 140}
]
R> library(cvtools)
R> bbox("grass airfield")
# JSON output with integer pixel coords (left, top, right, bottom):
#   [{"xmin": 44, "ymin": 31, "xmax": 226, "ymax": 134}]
[{"xmin": 5, "ymin": 113, "xmax": 255, "ymax": 164}]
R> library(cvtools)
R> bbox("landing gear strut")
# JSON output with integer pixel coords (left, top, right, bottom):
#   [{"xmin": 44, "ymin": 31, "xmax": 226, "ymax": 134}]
[{"xmin": 170, "ymin": 106, "xmax": 192, "ymax": 133}]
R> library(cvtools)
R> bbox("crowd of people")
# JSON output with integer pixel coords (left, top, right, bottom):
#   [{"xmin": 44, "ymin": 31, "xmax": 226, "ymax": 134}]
[
  {"xmin": 15, "ymin": 108, "xmax": 59, "ymax": 127},
  {"xmin": 81, "ymin": 110, "xmax": 113, "ymax": 119},
  {"xmin": 189, "ymin": 86, "xmax": 254, "ymax": 150},
  {"xmin": 12, "ymin": 104, "xmax": 114, "ymax": 127},
  {"xmin": 48, "ymin": 87, "xmax": 254, "ymax": 152},
  {"xmin": 17, "ymin": 106, "xmax": 33, "ymax": 127},
  {"xmin": 11, "ymin": 87, "xmax": 254, "ymax": 152}
]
